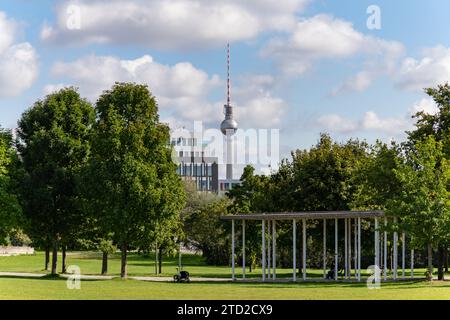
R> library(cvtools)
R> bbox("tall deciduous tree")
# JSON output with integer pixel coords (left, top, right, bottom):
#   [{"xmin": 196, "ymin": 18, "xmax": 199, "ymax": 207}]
[
  {"xmin": 84, "ymin": 82, "xmax": 184, "ymax": 278},
  {"xmin": 288, "ymin": 134, "xmax": 368, "ymax": 211},
  {"xmin": 227, "ymin": 166, "xmax": 268, "ymax": 271},
  {"xmin": 351, "ymin": 141, "xmax": 402, "ymax": 210},
  {"xmin": 387, "ymin": 136, "xmax": 450, "ymax": 280},
  {"xmin": 407, "ymin": 83, "xmax": 450, "ymax": 270},
  {"xmin": 408, "ymin": 83, "xmax": 450, "ymax": 152},
  {"xmin": 0, "ymin": 128, "xmax": 21, "ymax": 243},
  {"xmin": 17, "ymin": 88, "xmax": 95, "ymax": 275}
]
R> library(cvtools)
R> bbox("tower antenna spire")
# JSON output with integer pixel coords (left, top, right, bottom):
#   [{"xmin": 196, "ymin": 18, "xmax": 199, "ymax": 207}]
[{"xmin": 227, "ymin": 43, "xmax": 231, "ymax": 107}]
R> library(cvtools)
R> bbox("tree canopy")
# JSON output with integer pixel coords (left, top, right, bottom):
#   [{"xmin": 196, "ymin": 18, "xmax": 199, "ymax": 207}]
[
  {"xmin": 16, "ymin": 87, "xmax": 95, "ymax": 274},
  {"xmin": 82, "ymin": 82, "xmax": 185, "ymax": 278}
]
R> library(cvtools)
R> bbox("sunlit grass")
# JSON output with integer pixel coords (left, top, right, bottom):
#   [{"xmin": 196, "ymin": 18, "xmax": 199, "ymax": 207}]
[{"xmin": 1, "ymin": 251, "xmax": 449, "ymax": 300}]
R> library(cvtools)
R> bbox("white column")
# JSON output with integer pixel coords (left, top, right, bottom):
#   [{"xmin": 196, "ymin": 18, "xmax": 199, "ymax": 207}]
[
  {"xmin": 272, "ymin": 220, "xmax": 276, "ymax": 279},
  {"xmin": 293, "ymin": 220, "xmax": 296, "ymax": 282},
  {"xmin": 262, "ymin": 220, "xmax": 266, "ymax": 282},
  {"xmin": 354, "ymin": 219, "xmax": 357, "ymax": 277},
  {"xmin": 358, "ymin": 217, "xmax": 361, "ymax": 282},
  {"xmin": 179, "ymin": 242, "xmax": 182, "ymax": 271},
  {"xmin": 267, "ymin": 220, "xmax": 271, "ymax": 279},
  {"xmin": 380, "ymin": 229, "xmax": 383, "ymax": 271},
  {"xmin": 374, "ymin": 218, "xmax": 379, "ymax": 283},
  {"xmin": 402, "ymin": 233, "xmax": 406, "ymax": 280},
  {"xmin": 384, "ymin": 218, "xmax": 387, "ymax": 281},
  {"xmin": 303, "ymin": 219, "xmax": 307, "ymax": 281},
  {"xmin": 411, "ymin": 249, "xmax": 414, "ymax": 279},
  {"xmin": 323, "ymin": 219, "xmax": 327, "ymax": 279},
  {"xmin": 335, "ymin": 218, "xmax": 338, "ymax": 281},
  {"xmin": 393, "ymin": 217, "xmax": 398, "ymax": 280},
  {"xmin": 349, "ymin": 219, "xmax": 352, "ymax": 279},
  {"xmin": 344, "ymin": 218, "xmax": 348, "ymax": 279},
  {"xmin": 232, "ymin": 219, "xmax": 235, "ymax": 281},
  {"xmin": 242, "ymin": 220, "xmax": 246, "ymax": 279}
]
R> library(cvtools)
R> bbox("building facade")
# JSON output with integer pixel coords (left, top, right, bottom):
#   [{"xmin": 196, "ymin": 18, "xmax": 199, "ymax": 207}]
[{"xmin": 170, "ymin": 134, "xmax": 219, "ymax": 193}]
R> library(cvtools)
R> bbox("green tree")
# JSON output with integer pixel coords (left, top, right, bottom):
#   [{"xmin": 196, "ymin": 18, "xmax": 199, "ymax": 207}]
[
  {"xmin": 84, "ymin": 82, "xmax": 185, "ymax": 278},
  {"xmin": 408, "ymin": 83, "xmax": 450, "ymax": 153},
  {"xmin": 17, "ymin": 88, "xmax": 95, "ymax": 275},
  {"xmin": 227, "ymin": 166, "xmax": 268, "ymax": 271},
  {"xmin": 185, "ymin": 197, "xmax": 231, "ymax": 265},
  {"xmin": 289, "ymin": 134, "xmax": 368, "ymax": 211},
  {"xmin": 407, "ymin": 83, "xmax": 450, "ymax": 271},
  {"xmin": 387, "ymin": 136, "xmax": 450, "ymax": 280},
  {"xmin": 0, "ymin": 128, "xmax": 21, "ymax": 243},
  {"xmin": 351, "ymin": 141, "xmax": 402, "ymax": 210}
]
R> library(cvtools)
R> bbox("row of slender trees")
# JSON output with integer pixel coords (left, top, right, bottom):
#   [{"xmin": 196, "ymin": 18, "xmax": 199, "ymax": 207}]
[{"xmin": 0, "ymin": 83, "xmax": 185, "ymax": 278}]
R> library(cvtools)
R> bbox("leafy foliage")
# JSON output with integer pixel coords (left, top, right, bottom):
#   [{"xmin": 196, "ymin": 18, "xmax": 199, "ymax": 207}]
[
  {"xmin": 82, "ymin": 82, "xmax": 185, "ymax": 277},
  {"xmin": 0, "ymin": 128, "xmax": 22, "ymax": 244},
  {"xmin": 16, "ymin": 88, "xmax": 95, "ymax": 273}
]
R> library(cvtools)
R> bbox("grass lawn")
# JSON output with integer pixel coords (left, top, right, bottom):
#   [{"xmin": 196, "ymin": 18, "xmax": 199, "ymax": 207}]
[
  {"xmin": 0, "ymin": 251, "xmax": 432, "ymax": 279},
  {"xmin": 1, "ymin": 251, "xmax": 450, "ymax": 300},
  {"xmin": 1, "ymin": 277, "xmax": 450, "ymax": 300}
]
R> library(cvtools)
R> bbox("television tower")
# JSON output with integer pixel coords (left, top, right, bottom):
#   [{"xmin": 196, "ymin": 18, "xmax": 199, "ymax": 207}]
[{"xmin": 220, "ymin": 44, "xmax": 238, "ymax": 180}]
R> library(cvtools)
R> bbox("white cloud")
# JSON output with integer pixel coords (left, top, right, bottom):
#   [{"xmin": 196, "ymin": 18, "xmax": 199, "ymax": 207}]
[
  {"xmin": 50, "ymin": 54, "xmax": 222, "ymax": 125},
  {"xmin": 43, "ymin": 83, "xmax": 68, "ymax": 95},
  {"xmin": 262, "ymin": 14, "xmax": 404, "ymax": 92},
  {"xmin": 317, "ymin": 114, "xmax": 358, "ymax": 134},
  {"xmin": 361, "ymin": 111, "xmax": 409, "ymax": 134},
  {"xmin": 396, "ymin": 46, "xmax": 450, "ymax": 91},
  {"xmin": 48, "ymin": 54, "xmax": 285, "ymax": 128},
  {"xmin": 0, "ymin": 12, "xmax": 38, "ymax": 97},
  {"xmin": 236, "ymin": 94, "xmax": 286, "ymax": 128},
  {"xmin": 0, "ymin": 12, "xmax": 15, "ymax": 53},
  {"xmin": 409, "ymin": 98, "xmax": 439, "ymax": 116},
  {"xmin": 41, "ymin": 0, "xmax": 308, "ymax": 49},
  {"xmin": 332, "ymin": 71, "xmax": 373, "ymax": 95},
  {"xmin": 318, "ymin": 112, "xmax": 410, "ymax": 136},
  {"xmin": 317, "ymin": 97, "xmax": 440, "ymax": 137}
]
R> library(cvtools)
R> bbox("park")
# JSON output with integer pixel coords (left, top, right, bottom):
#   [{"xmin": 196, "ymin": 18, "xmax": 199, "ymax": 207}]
[
  {"xmin": 2, "ymin": 81, "xmax": 450, "ymax": 300},
  {"xmin": 3, "ymin": 1, "xmax": 450, "ymax": 305}
]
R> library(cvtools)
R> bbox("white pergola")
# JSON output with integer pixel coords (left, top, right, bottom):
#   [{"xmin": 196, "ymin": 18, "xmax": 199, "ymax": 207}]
[{"xmin": 221, "ymin": 211, "xmax": 415, "ymax": 282}]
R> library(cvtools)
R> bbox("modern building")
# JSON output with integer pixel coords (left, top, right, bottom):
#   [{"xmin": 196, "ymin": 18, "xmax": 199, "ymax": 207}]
[{"xmin": 170, "ymin": 134, "xmax": 219, "ymax": 193}]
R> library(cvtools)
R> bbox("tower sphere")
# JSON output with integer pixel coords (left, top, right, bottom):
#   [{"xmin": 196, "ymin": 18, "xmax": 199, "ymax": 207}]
[{"xmin": 221, "ymin": 118, "xmax": 238, "ymax": 136}]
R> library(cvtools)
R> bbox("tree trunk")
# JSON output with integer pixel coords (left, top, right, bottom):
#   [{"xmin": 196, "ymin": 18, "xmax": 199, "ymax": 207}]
[
  {"xmin": 45, "ymin": 246, "xmax": 50, "ymax": 271},
  {"xmin": 445, "ymin": 248, "xmax": 449, "ymax": 273},
  {"xmin": 101, "ymin": 251, "xmax": 108, "ymax": 275},
  {"xmin": 438, "ymin": 246, "xmax": 444, "ymax": 281},
  {"xmin": 154, "ymin": 242, "xmax": 158, "ymax": 275},
  {"xmin": 427, "ymin": 243, "xmax": 433, "ymax": 281},
  {"xmin": 120, "ymin": 243, "xmax": 127, "ymax": 279},
  {"xmin": 61, "ymin": 246, "xmax": 67, "ymax": 274},
  {"xmin": 158, "ymin": 247, "xmax": 163, "ymax": 274},
  {"xmin": 51, "ymin": 239, "xmax": 58, "ymax": 275}
]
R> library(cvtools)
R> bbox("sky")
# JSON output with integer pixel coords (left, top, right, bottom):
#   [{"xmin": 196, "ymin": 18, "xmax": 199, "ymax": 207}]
[{"xmin": 1, "ymin": 0, "xmax": 450, "ymax": 163}]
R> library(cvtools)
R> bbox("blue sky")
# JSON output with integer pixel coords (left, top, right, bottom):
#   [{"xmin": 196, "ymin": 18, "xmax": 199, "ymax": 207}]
[{"xmin": 1, "ymin": 0, "xmax": 450, "ymax": 161}]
